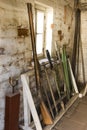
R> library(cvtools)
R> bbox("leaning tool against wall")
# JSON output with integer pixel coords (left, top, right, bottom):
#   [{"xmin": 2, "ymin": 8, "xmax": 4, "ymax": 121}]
[
  {"xmin": 61, "ymin": 45, "xmax": 71, "ymax": 99},
  {"xmin": 46, "ymin": 50, "xmax": 65, "ymax": 111},
  {"xmin": 27, "ymin": 3, "xmax": 53, "ymax": 125}
]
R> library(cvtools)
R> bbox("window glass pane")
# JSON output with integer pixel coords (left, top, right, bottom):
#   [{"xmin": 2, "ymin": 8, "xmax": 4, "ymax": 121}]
[
  {"xmin": 37, "ymin": 11, "xmax": 44, "ymax": 33},
  {"xmin": 36, "ymin": 34, "xmax": 43, "ymax": 54}
]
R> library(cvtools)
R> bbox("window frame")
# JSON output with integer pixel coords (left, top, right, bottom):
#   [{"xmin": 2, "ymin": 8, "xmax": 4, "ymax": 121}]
[{"xmin": 35, "ymin": 5, "xmax": 46, "ymax": 58}]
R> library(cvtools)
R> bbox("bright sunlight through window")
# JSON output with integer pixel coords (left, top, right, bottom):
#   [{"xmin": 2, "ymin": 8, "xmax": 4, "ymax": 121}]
[
  {"xmin": 35, "ymin": 4, "xmax": 53, "ymax": 56},
  {"xmin": 36, "ymin": 10, "xmax": 44, "ymax": 55}
]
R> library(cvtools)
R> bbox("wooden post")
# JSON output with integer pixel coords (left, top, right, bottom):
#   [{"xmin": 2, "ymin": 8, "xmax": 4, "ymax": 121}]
[
  {"xmin": 21, "ymin": 74, "xmax": 43, "ymax": 130},
  {"xmin": 5, "ymin": 92, "xmax": 20, "ymax": 130}
]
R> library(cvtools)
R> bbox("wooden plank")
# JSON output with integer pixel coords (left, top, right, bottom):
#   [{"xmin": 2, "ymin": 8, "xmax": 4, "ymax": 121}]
[
  {"xmin": 44, "ymin": 94, "xmax": 79, "ymax": 130},
  {"xmin": 5, "ymin": 92, "xmax": 20, "ymax": 130},
  {"xmin": 23, "ymin": 84, "xmax": 31, "ymax": 127},
  {"xmin": 21, "ymin": 74, "xmax": 43, "ymax": 130},
  {"xmin": 68, "ymin": 59, "xmax": 79, "ymax": 93},
  {"xmin": 27, "ymin": 3, "xmax": 53, "ymax": 125}
]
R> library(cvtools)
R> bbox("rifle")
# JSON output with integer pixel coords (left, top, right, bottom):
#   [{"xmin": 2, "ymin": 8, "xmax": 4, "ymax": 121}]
[{"xmin": 27, "ymin": 3, "xmax": 53, "ymax": 125}]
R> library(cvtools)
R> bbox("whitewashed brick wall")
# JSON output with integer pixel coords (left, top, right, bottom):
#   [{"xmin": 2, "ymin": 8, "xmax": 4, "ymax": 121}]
[
  {"xmin": 80, "ymin": 10, "xmax": 87, "ymax": 82},
  {"xmin": 80, "ymin": 0, "xmax": 87, "ymax": 3},
  {"xmin": 0, "ymin": 0, "xmax": 75, "ymax": 129}
]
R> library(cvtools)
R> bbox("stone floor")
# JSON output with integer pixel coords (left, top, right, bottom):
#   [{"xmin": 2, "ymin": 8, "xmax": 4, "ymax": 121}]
[{"xmin": 52, "ymin": 96, "xmax": 87, "ymax": 130}]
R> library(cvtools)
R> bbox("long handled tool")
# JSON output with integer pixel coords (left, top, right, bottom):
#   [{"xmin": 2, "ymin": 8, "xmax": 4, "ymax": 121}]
[
  {"xmin": 80, "ymin": 40, "xmax": 86, "ymax": 85},
  {"xmin": 27, "ymin": 3, "xmax": 53, "ymax": 125},
  {"xmin": 55, "ymin": 42, "xmax": 67, "ymax": 93},
  {"xmin": 61, "ymin": 46, "xmax": 70, "ymax": 99},
  {"xmin": 68, "ymin": 59, "xmax": 79, "ymax": 94},
  {"xmin": 71, "ymin": 0, "xmax": 81, "ymax": 81},
  {"xmin": 42, "ymin": 81, "xmax": 54, "ymax": 119},
  {"xmin": 44, "ymin": 66, "xmax": 58, "ymax": 114},
  {"xmin": 78, "ymin": 8, "xmax": 85, "ymax": 85},
  {"xmin": 46, "ymin": 50, "xmax": 65, "ymax": 110},
  {"xmin": 53, "ymin": 73, "xmax": 65, "ymax": 110}
]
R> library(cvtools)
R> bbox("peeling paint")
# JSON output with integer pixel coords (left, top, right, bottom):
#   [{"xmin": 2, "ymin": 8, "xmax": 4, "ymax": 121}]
[
  {"xmin": 0, "ymin": 0, "xmax": 75, "ymax": 129},
  {"xmin": 0, "ymin": 48, "xmax": 5, "ymax": 55}
]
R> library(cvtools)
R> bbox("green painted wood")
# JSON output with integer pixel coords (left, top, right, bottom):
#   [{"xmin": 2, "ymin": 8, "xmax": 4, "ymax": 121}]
[{"xmin": 61, "ymin": 46, "xmax": 70, "ymax": 99}]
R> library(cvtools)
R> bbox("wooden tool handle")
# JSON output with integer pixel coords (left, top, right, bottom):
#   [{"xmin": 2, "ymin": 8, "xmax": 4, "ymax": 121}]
[
  {"xmin": 27, "ymin": 3, "xmax": 53, "ymax": 125},
  {"xmin": 46, "ymin": 50, "xmax": 53, "ymax": 69}
]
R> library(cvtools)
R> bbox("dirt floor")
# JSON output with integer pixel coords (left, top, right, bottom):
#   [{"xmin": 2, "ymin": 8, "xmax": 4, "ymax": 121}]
[{"xmin": 52, "ymin": 96, "xmax": 87, "ymax": 130}]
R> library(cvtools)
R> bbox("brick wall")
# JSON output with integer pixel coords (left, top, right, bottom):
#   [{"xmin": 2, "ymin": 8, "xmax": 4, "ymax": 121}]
[
  {"xmin": 80, "ymin": 10, "xmax": 87, "ymax": 82},
  {"xmin": 0, "ymin": 0, "xmax": 75, "ymax": 129}
]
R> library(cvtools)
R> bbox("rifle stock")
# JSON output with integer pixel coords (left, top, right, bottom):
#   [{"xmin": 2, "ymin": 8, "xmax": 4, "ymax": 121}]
[{"xmin": 27, "ymin": 3, "xmax": 53, "ymax": 125}]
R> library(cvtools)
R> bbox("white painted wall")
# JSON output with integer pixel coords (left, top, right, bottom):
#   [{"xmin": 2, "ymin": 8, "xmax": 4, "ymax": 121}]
[
  {"xmin": 80, "ymin": 10, "xmax": 87, "ymax": 82},
  {"xmin": 0, "ymin": 0, "xmax": 75, "ymax": 129}
]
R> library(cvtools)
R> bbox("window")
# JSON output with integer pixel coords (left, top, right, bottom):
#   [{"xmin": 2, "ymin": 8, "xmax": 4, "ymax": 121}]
[
  {"xmin": 35, "ymin": 4, "xmax": 53, "ymax": 57},
  {"xmin": 35, "ymin": 8, "xmax": 45, "ymax": 56}
]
